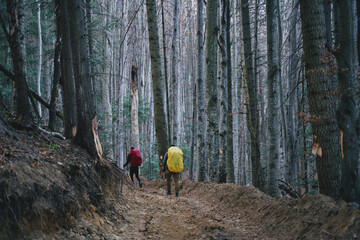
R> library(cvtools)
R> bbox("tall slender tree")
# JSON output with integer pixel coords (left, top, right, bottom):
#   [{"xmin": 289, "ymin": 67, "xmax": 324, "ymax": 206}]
[
  {"xmin": 171, "ymin": 0, "xmax": 179, "ymax": 146},
  {"xmin": 286, "ymin": 0, "xmax": 299, "ymax": 188},
  {"xmin": 240, "ymin": 0, "xmax": 265, "ymax": 191},
  {"xmin": 59, "ymin": 0, "xmax": 77, "ymax": 139},
  {"xmin": 5, "ymin": 0, "xmax": 33, "ymax": 127},
  {"xmin": 300, "ymin": 0, "xmax": 341, "ymax": 199},
  {"xmin": 266, "ymin": 0, "xmax": 280, "ymax": 197},
  {"xmin": 37, "ymin": 1, "xmax": 43, "ymax": 118},
  {"xmin": 197, "ymin": 0, "xmax": 206, "ymax": 182},
  {"xmin": 48, "ymin": 0, "xmax": 62, "ymax": 130},
  {"xmin": 218, "ymin": 0, "xmax": 230, "ymax": 183},
  {"xmin": 205, "ymin": 0, "xmax": 219, "ymax": 182},
  {"xmin": 146, "ymin": 0, "xmax": 169, "ymax": 176},
  {"xmin": 225, "ymin": 0, "xmax": 235, "ymax": 184},
  {"xmin": 102, "ymin": 0, "xmax": 114, "ymax": 158},
  {"xmin": 67, "ymin": 0, "xmax": 101, "ymax": 159},
  {"xmin": 131, "ymin": 64, "xmax": 140, "ymax": 149}
]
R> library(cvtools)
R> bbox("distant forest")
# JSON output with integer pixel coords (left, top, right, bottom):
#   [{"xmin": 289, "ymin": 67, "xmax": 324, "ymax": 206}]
[{"xmin": 0, "ymin": 0, "xmax": 359, "ymax": 203}]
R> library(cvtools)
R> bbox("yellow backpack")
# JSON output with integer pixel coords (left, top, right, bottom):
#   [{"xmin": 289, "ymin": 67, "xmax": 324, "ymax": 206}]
[{"xmin": 167, "ymin": 147, "xmax": 184, "ymax": 173}]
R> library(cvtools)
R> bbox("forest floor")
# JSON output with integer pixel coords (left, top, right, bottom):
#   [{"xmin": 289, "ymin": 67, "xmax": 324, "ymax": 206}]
[{"xmin": 1, "ymin": 125, "xmax": 360, "ymax": 239}]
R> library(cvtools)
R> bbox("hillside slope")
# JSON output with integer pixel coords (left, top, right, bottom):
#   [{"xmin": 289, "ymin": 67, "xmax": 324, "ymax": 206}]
[{"xmin": 0, "ymin": 127, "xmax": 360, "ymax": 239}]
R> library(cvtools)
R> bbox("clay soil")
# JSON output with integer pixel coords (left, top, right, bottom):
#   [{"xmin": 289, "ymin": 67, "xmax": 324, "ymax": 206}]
[{"xmin": 1, "ymin": 126, "xmax": 360, "ymax": 240}]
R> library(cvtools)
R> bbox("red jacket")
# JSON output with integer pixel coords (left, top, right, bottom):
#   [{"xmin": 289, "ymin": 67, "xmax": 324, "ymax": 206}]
[{"xmin": 125, "ymin": 148, "xmax": 142, "ymax": 167}]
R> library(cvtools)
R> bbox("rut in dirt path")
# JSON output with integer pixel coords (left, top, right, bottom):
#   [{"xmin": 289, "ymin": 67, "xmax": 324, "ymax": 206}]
[
  {"xmin": 121, "ymin": 182, "xmax": 265, "ymax": 240},
  {"xmin": 118, "ymin": 179, "xmax": 360, "ymax": 240}
]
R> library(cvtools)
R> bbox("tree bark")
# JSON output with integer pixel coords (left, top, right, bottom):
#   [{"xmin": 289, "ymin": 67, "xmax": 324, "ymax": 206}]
[
  {"xmin": 286, "ymin": 0, "xmax": 299, "ymax": 189},
  {"xmin": 37, "ymin": 1, "xmax": 43, "ymax": 118},
  {"xmin": 59, "ymin": 0, "xmax": 77, "ymax": 139},
  {"xmin": 196, "ymin": 0, "xmax": 206, "ymax": 182},
  {"xmin": 205, "ymin": 0, "xmax": 219, "ymax": 182},
  {"xmin": 300, "ymin": 0, "xmax": 341, "ymax": 199},
  {"xmin": 171, "ymin": 0, "xmax": 179, "ymax": 146},
  {"xmin": 266, "ymin": 0, "xmax": 280, "ymax": 197},
  {"xmin": 6, "ymin": 0, "xmax": 33, "ymax": 127},
  {"xmin": 146, "ymin": 0, "xmax": 169, "ymax": 176},
  {"xmin": 225, "ymin": 0, "xmax": 235, "ymax": 184},
  {"xmin": 240, "ymin": 0, "xmax": 265, "ymax": 191},
  {"xmin": 218, "ymin": 0, "xmax": 229, "ymax": 183},
  {"xmin": 48, "ymin": 0, "xmax": 62, "ymax": 131},
  {"xmin": 161, "ymin": 0, "xmax": 171, "ymax": 145},
  {"xmin": 333, "ymin": 0, "xmax": 360, "ymax": 203},
  {"xmin": 102, "ymin": 0, "xmax": 114, "ymax": 158},
  {"xmin": 67, "ymin": 0, "xmax": 100, "ymax": 159},
  {"xmin": 131, "ymin": 64, "xmax": 140, "ymax": 149}
]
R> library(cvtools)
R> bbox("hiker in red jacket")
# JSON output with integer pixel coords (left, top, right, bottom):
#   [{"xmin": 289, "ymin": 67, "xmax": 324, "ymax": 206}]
[{"xmin": 123, "ymin": 147, "xmax": 143, "ymax": 187}]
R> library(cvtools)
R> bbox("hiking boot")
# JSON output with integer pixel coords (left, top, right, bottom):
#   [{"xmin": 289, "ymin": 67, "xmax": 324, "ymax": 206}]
[
  {"xmin": 175, "ymin": 192, "xmax": 179, "ymax": 197},
  {"xmin": 167, "ymin": 190, "xmax": 171, "ymax": 195},
  {"xmin": 139, "ymin": 182, "xmax": 142, "ymax": 188}
]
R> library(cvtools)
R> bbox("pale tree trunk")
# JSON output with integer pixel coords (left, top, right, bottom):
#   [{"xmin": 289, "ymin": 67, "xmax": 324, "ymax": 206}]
[
  {"xmin": 146, "ymin": 0, "xmax": 169, "ymax": 176},
  {"xmin": 59, "ymin": 0, "xmax": 77, "ymax": 139},
  {"xmin": 197, "ymin": 0, "xmax": 207, "ymax": 182},
  {"xmin": 102, "ymin": 0, "xmax": 114, "ymax": 158},
  {"xmin": 231, "ymin": 0, "xmax": 239, "ymax": 184},
  {"xmin": 277, "ymin": 0, "xmax": 287, "ymax": 181},
  {"xmin": 5, "ymin": 0, "xmax": 33, "ymax": 127},
  {"xmin": 171, "ymin": 0, "xmax": 179, "ymax": 146},
  {"xmin": 68, "ymin": 0, "xmax": 100, "ymax": 159},
  {"xmin": 37, "ymin": 1, "xmax": 42, "ymax": 118},
  {"xmin": 206, "ymin": 0, "xmax": 219, "ymax": 182},
  {"xmin": 190, "ymin": 83, "xmax": 197, "ymax": 181},
  {"xmin": 266, "ymin": 0, "xmax": 280, "ymax": 197},
  {"xmin": 240, "ymin": 0, "xmax": 265, "ymax": 191},
  {"xmin": 161, "ymin": 0, "xmax": 171, "ymax": 145},
  {"xmin": 218, "ymin": 0, "xmax": 229, "ymax": 183},
  {"xmin": 333, "ymin": 0, "xmax": 360, "ymax": 203},
  {"xmin": 286, "ymin": 0, "xmax": 299, "ymax": 188},
  {"xmin": 225, "ymin": 0, "xmax": 234, "ymax": 184},
  {"xmin": 300, "ymin": 0, "xmax": 341, "ymax": 199},
  {"xmin": 131, "ymin": 64, "xmax": 140, "ymax": 149}
]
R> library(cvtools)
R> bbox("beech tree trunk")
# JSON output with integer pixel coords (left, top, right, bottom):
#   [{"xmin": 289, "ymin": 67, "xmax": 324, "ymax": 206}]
[
  {"xmin": 205, "ymin": 0, "xmax": 219, "ymax": 182},
  {"xmin": 286, "ymin": 0, "xmax": 299, "ymax": 189},
  {"xmin": 196, "ymin": 0, "xmax": 206, "ymax": 182},
  {"xmin": 59, "ymin": 0, "xmax": 77, "ymax": 139},
  {"xmin": 334, "ymin": 0, "xmax": 360, "ymax": 203},
  {"xmin": 146, "ymin": 0, "xmax": 169, "ymax": 176},
  {"xmin": 6, "ymin": 0, "xmax": 33, "ymax": 127},
  {"xmin": 67, "ymin": 0, "xmax": 100, "ymax": 159},
  {"xmin": 102, "ymin": 0, "xmax": 114, "ymax": 158},
  {"xmin": 37, "ymin": 1, "xmax": 43, "ymax": 119},
  {"xmin": 218, "ymin": 0, "xmax": 230, "ymax": 183},
  {"xmin": 131, "ymin": 64, "xmax": 140, "ymax": 149},
  {"xmin": 240, "ymin": 0, "xmax": 265, "ymax": 191},
  {"xmin": 266, "ymin": 0, "xmax": 280, "ymax": 197},
  {"xmin": 300, "ymin": 0, "xmax": 341, "ymax": 199},
  {"xmin": 48, "ymin": 0, "xmax": 62, "ymax": 130},
  {"xmin": 171, "ymin": 0, "xmax": 179, "ymax": 146}
]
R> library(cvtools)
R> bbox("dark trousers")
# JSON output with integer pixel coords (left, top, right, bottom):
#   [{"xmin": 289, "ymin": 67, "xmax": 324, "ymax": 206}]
[
  {"xmin": 130, "ymin": 166, "xmax": 142, "ymax": 186},
  {"xmin": 166, "ymin": 170, "xmax": 179, "ymax": 194}
]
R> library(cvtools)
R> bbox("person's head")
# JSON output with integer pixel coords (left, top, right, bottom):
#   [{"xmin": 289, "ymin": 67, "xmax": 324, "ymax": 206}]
[{"xmin": 130, "ymin": 147, "xmax": 134, "ymax": 150}]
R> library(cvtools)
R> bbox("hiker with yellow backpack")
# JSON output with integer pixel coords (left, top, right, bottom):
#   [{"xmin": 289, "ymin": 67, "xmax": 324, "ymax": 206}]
[{"xmin": 162, "ymin": 145, "xmax": 184, "ymax": 197}]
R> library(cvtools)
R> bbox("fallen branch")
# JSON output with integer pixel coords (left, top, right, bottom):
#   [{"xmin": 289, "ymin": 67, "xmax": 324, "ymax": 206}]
[
  {"xmin": 37, "ymin": 126, "xmax": 66, "ymax": 140},
  {"xmin": 0, "ymin": 65, "xmax": 63, "ymax": 120},
  {"xmin": 278, "ymin": 178, "xmax": 301, "ymax": 198}
]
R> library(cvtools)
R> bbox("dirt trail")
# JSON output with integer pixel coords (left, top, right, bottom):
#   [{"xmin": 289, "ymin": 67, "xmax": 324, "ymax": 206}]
[
  {"xmin": 120, "ymin": 181, "xmax": 263, "ymax": 240},
  {"xmin": 1, "ymin": 127, "xmax": 359, "ymax": 240}
]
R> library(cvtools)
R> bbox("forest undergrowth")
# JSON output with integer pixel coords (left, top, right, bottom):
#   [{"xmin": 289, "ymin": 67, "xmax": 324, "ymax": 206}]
[{"xmin": 0, "ymin": 126, "xmax": 360, "ymax": 239}]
